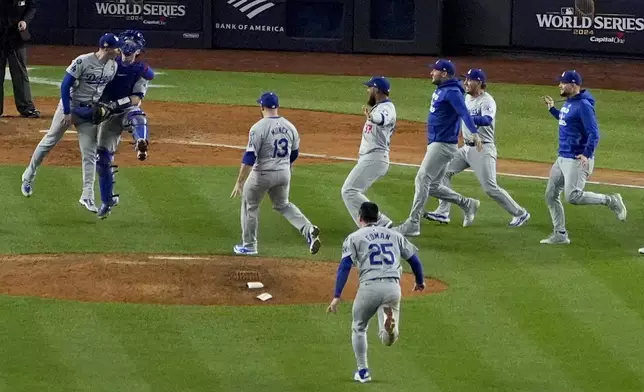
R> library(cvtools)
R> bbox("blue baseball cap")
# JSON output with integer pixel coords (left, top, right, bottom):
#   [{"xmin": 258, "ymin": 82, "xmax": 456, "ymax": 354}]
[
  {"xmin": 430, "ymin": 59, "xmax": 456, "ymax": 76},
  {"xmin": 363, "ymin": 76, "xmax": 390, "ymax": 94},
  {"xmin": 463, "ymin": 68, "xmax": 486, "ymax": 83},
  {"xmin": 559, "ymin": 70, "xmax": 582, "ymax": 85},
  {"xmin": 257, "ymin": 91, "xmax": 279, "ymax": 109},
  {"xmin": 98, "ymin": 33, "xmax": 123, "ymax": 49}
]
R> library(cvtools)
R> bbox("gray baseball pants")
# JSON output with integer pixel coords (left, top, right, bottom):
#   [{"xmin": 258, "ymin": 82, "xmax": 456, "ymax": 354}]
[
  {"xmin": 352, "ymin": 278, "xmax": 401, "ymax": 370},
  {"xmin": 545, "ymin": 157, "xmax": 611, "ymax": 233},
  {"xmin": 22, "ymin": 101, "xmax": 98, "ymax": 200},
  {"xmin": 241, "ymin": 169, "xmax": 314, "ymax": 250},
  {"xmin": 341, "ymin": 158, "xmax": 392, "ymax": 228},
  {"xmin": 433, "ymin": 144, "xmax": 525, "ymax": 217},
  {"xmin": 407, "ymin": 142, "xmax": 474, "ymax": 223}
]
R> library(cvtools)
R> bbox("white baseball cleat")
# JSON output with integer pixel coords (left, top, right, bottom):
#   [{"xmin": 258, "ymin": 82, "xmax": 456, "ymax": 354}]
[
  {"xmin": 609, "ymin": 194, "xmax": 627, "ymax": 221},
  {"xmin": 353, "ymin": 368, "xmax": 372, "ymax": 384},
  {"xmin": 383, "ymin": 306, "xmax": 396, "ymax": 341},
  {"xmin": 233, "ymin": 245, "xmax": 258, "ymax": 255},
  {"xmin": 79, "ymin": 198, "xmax": 99, "ymax": 213},
  {"xmin": 540, "ymin": 231, "xmax": 570, "ymax": 245},
  {"xmin": 639, "ymin": 247, "xmax": 644, "ymax": 254},
  {"xmin": 392, "ymin": 219, "xmax": 420, "ymax": 237},
  {"xmin": 509, "ymin": 211, "xmax": 531, "ymax": 227},
  {"xmin": 21, "ymin": 180, "xmax": 32, "ymax": 197},
  {"xmin": 462, "ymin": 199, "xmax": 480, "ymax": 227},
  {"xmin": 423, "ymin": 211, "xmax": 450, "ymax": 224},
  {"xmin": 308, "ymin": 225, "xmax": 321, "ymax": 254}
]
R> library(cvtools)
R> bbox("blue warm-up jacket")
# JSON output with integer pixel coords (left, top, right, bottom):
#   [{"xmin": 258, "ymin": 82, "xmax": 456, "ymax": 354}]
[
  {"xmin": 427, "ymin": 78, "xmax": 479, "ymax": 144},
  {"xmin": 548, "ymin": 90, "xmax": 599, "ymax": 159}
]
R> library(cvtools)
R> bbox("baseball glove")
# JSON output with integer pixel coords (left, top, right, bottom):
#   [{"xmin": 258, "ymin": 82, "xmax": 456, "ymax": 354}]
[{"xmin": 91, "ymin": 102, "xmax": 112, "ymax": 125}]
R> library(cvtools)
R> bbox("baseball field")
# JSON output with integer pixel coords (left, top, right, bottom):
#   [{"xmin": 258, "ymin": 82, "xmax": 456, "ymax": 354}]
[{"xmin": 1, "ymin": 46, "xmax": 644, "ymax": 391}]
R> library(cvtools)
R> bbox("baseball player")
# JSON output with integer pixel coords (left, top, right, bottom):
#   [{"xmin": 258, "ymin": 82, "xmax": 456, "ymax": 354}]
[
  {"xmin": 230, "ymin": 91, "xmax": 321, "ymax": 255},
  {"xmin": 341, "ymin": 76, "xmax": 396, "ymax": 228},
  {"xmin": 540, "ymin": 70, "xmax": 626, "ymax": 244},
  {"xmin": 20, "ymin": 33, "xmax": 122, "ymax": 213},
  {"xmin": 94, "ymin": 29, "xmax": 154, "ymax": 219},
  {"xmin": 393, "ymin": 59, "xmax": 484, "ymax": 237},
  {"xmin": 327, "ymin": 201, "xmax": 425, "ymax": 384},
  {"xmin": 423, "ymin": 69, "xmax": 531, "ymax": 227}
]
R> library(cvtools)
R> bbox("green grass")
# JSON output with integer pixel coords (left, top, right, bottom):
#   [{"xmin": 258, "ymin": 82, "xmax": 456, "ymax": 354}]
[
  {"xmin": 1, "ymin": 163, "xmax": 644, "ymax": 391},
  {"xmin": 3, "ymin": 63, "xmax": 644, "ymax": 391},
  {"xmin": 11, "ymin": 66, "xmax": 644, "ymax": 171}
]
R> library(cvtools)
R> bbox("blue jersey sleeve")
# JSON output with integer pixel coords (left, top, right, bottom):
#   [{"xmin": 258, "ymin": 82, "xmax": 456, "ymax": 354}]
[
  {"xmin": 549, "ymin": 106, "xmax": 560, "ymax": 120},
  {"xmin": 141, "ymin": 65, "xmax": 155, "ymax": 81},
  {"xmin": 61, "ymin": 72, "xmax": 76, "ymax": 115},
  {"xmin": 333, "ymin": 256, "xmax": 353, "ymax": 298},
  {"xmin": 446, "ymin": 91, "xmax": 478, "ymax": 134}
]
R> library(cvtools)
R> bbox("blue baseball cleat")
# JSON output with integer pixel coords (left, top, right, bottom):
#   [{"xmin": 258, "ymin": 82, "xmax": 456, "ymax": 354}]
[
  {"xmin": 97, "ymin": 196, "xmax": 120, "ymax": 220},
  {"xmin": 509, "ymin": 211, "xmax": 531, "ymax": 227},
  {"xmin": 353, "ymin": 368, "xmax": 371, "ymax": 383}
]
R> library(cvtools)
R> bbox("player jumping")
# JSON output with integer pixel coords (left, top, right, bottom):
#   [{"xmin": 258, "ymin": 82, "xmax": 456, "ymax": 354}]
[
  {"xmin": 424, "ymin": 68, "xmax": 531, "ymax": 227},
  {"xmin": 341, "ymin": 76, "xmax": 396, "ymax": 228},
  {"xmin": 21, "ymin": 33, "xmax": 121, "ymax": 213},
  {"xmin": 230, "ymin": 92, "xmax": 321, "ymax": 255},
  {"xmin": 94, "ymin": 29, "xmax": 154, "ymax": 219},
  {"xmin": 327, "ymin": 201, "xmax": 425, "ymax": 383}
]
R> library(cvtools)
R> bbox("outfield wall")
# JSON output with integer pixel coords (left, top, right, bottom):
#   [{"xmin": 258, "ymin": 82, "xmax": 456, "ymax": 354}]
[{"xmin": 29, "ymin": 0, "xmax": 644, "ymax": 57}]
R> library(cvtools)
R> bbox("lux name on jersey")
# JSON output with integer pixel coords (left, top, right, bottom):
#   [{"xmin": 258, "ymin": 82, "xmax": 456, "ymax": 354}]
[{"xmin": 365, "ymin": 232, "xmax": 391, "ymax": 241}]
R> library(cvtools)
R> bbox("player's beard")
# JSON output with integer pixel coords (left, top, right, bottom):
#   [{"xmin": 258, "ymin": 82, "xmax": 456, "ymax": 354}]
[{"xmin": 367, "ymin": 94, "xmax": 376, "ymax": 107}]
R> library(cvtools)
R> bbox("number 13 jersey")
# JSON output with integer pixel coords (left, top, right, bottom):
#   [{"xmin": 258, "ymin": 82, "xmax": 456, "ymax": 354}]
[
  {"xmin": 246, "ymin": 116, "xmax": 300, "ymax": 171},
  {"xmin": 342, "ymin": 225, "xmax": 418, "ymax": 283}
]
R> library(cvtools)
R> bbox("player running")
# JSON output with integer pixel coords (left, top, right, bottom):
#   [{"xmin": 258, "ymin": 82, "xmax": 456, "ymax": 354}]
[
  {"xmin": 393, "ymin": 59, "xmax": 483, "ymax": 236},
  {"xmin": 540, "ymin": 70, "xmax": 626, "ymax": 244},
  {"xmin": 94, "ymin": 29, "xmax": 155, "ymax": 219},
  {"xmin": 341, "ymin": 76, "xmax": 396, "ymax": 228},
  {"xmin": 230, "ymin": 92, "xmax": 321, "ymax": 255},
  {"xmin": 423, "ymin": 68, "xmax": 530, "ymax": 227},
  {"xmin": 327, "ymin": 201, "xmax": 425, "ymax": 384},
  {"xmin": 21, "ymin": 33, "xmax": 121, "ymax": 212}
]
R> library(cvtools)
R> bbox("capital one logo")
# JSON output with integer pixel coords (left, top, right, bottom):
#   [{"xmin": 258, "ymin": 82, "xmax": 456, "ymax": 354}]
[{"xmin": 227, "ymin": 0, "xmax": 275, "ymax": 19}]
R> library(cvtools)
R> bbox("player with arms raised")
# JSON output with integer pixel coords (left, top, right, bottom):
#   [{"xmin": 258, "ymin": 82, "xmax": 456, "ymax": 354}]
[
  {"xmin": 230, "ymin": 92, "xmax": 321, "ymax": 255},
  {"xmin": 327, "ymin": 201, "xmax": 425, "ymax": 384},
  {"xmin": 341, "ymin": 77, "xmax": 396, "ymax": 228},
  {"xmin": 94, "ymin": 29, "xmax": 155, "ymax": 219}
]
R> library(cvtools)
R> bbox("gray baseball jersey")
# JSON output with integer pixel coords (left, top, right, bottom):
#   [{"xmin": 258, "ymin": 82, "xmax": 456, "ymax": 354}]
[
  {"xmin": 461, "ymin": 92, "xmax": 496, "ymax": 144},
  {"xmin": 246, "ymin": 117, "xmax": 299, "ymax": 171},
  {"xmin": 359, "ymin": 101, "xmax": 397, "ymax": 159},
  {"xmin": 342, "ymin": 225, "xmax": 418, "ymax": 282},
  {"xmin": 65, "ymin": 53, "xmax": 118, "ymax": 106}
]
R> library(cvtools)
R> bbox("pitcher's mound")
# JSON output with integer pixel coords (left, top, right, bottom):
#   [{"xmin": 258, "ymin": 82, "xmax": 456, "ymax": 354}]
[{"xmin": 0, "ymin": 254, "xmax": 447, "ymax": 305}]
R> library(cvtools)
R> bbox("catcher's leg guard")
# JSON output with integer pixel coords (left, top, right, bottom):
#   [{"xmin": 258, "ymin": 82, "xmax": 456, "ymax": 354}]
[
  {"xmin": 96, "ymin": 147, "xmax": 118, "ymax": 205},
  {"xmin": 127, "ymin": 110, "xmax": 149, "ymax": 160},
  {"xmin": 127, "ymin": 110, "xmax": 148, "ymax": 141}
]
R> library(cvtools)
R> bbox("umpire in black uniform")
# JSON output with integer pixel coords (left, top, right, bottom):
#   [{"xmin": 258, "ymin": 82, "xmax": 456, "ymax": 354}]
[{"xmin": 0, "ymin": 0, "xmax": 39, "ymax": 118}]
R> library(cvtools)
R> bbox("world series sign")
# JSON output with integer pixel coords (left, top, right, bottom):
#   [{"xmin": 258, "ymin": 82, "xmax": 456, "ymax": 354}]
[
  {"xmin": 511, "ymin": 0, "xmax": 644, "ymax": 53},
  {"xmin": 78, "ymin": 0, "xmax": 204, "ymax": 31}
]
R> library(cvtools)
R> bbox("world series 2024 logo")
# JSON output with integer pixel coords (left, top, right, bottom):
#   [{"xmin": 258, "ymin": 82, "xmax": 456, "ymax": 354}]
[
  {"xmin": 534, "ymin": 0, "xmax": 644, "ymax": 44},
  {"xmin": 94, "ymin": 0, "xmax": 186, "ymax": 25}
]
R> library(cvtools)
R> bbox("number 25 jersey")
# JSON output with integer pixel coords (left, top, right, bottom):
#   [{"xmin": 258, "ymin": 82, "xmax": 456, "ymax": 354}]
[
  {"xmin": 246, "ymin": 116, "xmax": 300, "ymax": 171},
  {"xmin": 342, "ymin": 225, "xmax": 418, "ymax": 283}
]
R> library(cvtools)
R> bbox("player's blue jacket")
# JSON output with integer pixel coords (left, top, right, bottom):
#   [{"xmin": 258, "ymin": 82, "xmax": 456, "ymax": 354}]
[
  {"xmin": 427, "ymin": 78, "xmax": 479, "ymax": 144},
  {"xmin": 548, "ymin": 90, "xmax": 599, "ymax": 159},
  {"xmin": 101, "ymin": 56, "xmax": 155, "ymax": 103}
]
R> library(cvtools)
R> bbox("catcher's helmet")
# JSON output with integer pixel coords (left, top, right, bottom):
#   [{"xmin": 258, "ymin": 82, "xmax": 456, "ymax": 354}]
[{"xmin": 118, "ymin": 29, "xmax": 146, "ymax": 56}]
